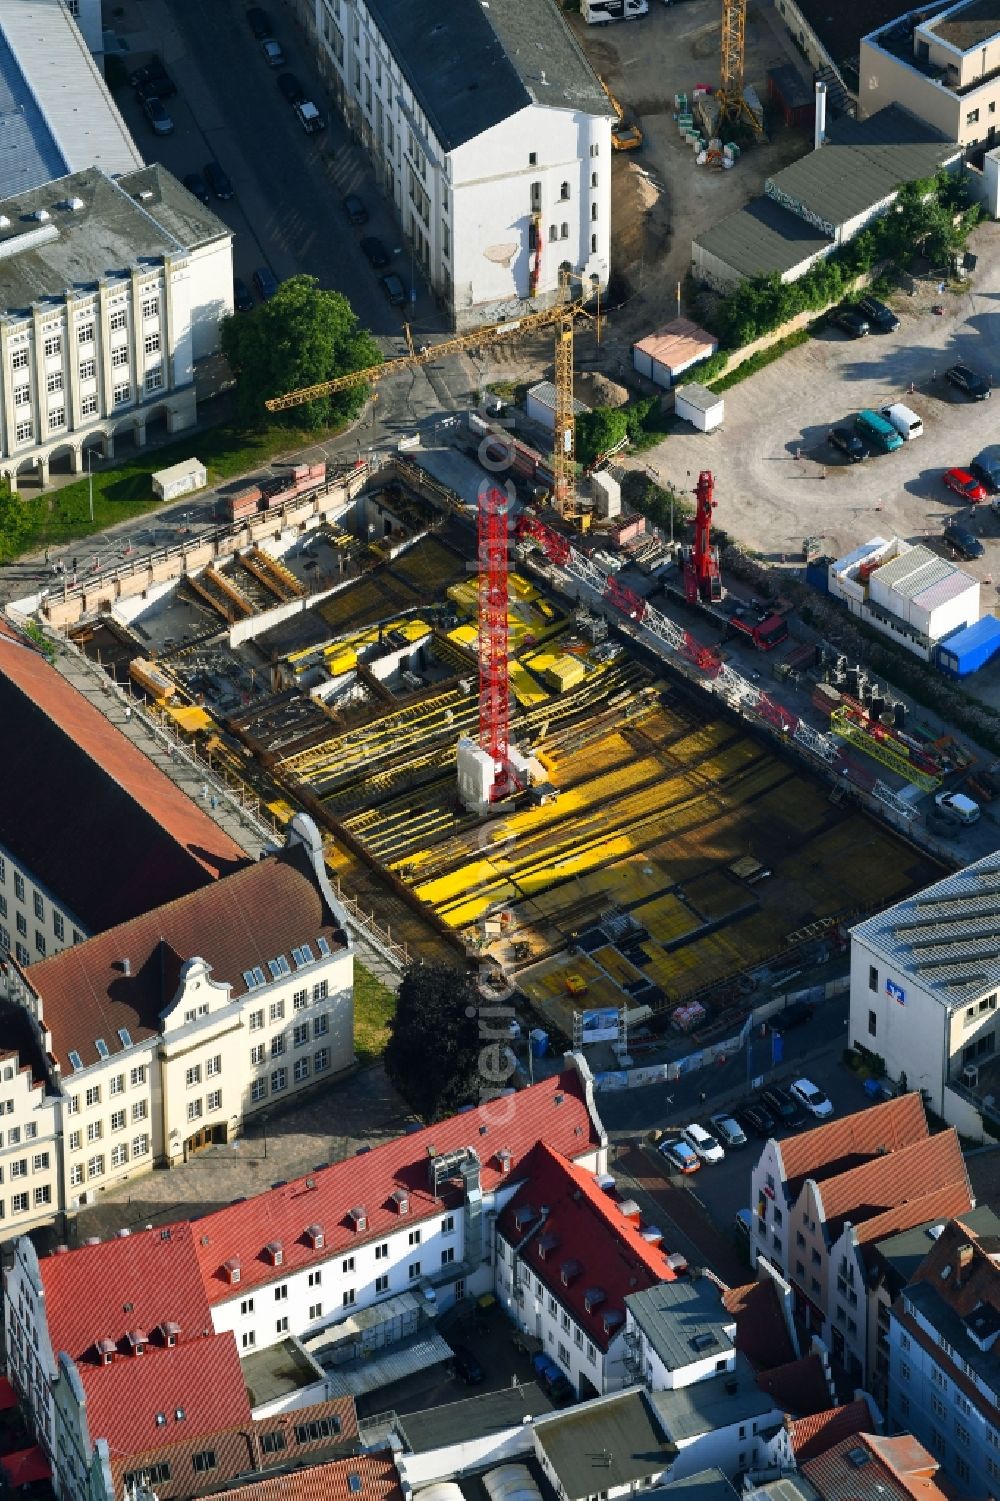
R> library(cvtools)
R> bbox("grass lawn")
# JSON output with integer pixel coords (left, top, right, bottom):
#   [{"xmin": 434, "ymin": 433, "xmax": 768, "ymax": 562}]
[
  {"xmin": 354, "ymin": 962, "xmax": 397, "ymax": 1064},
  {"xmin": 5, "ymin": 417, "xmax": 346, "ymax": 559}
]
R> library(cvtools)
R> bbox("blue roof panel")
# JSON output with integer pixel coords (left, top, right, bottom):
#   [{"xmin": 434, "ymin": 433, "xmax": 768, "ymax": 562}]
[{"xmin": 0, "ymin": 27, "xmax": 68, "ymax": 199}]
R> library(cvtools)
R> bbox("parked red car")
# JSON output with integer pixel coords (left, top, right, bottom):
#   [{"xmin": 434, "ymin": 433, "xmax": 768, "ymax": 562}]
[{"xmin": 943, "ymin": 467, "xmax": 988, "ymax": 503}]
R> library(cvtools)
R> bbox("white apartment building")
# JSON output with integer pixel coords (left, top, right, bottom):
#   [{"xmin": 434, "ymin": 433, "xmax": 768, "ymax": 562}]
[
  {"xmin": 310, "ymin": 0, "xmax": 613, "ymax": 328},
  {"xmin": 1, "ymin": 814, "xmax": 352, "ymax": 1236},
  {"xmin": 862, "ymin": 0, "xmax": 1000, "ymax": 149},
  {"xmin": 0, "ymin": 612, "xmax": 247, "ymax": 979},
  {"xmin": 2, "ymin": 1061, "xmax": 607, "ymax": 1501},
  {"xmin": 0, "ymin": 165, "xmax": 233, "ymax": 490},
  {"xmin": 850, "ymin": 853, "xmax": 1000, "ymax": 1140}
]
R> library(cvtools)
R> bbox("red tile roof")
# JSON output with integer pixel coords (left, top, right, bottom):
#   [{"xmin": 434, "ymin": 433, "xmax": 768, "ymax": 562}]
[
  {"xmin": 778, "ymin": 1093, "xmax": 928, "ymax": 1200},
  {"xmin": 199, "ymin": 1451, "xmax": 404, "ymax": 1501},
  {"xmin": 802, "ymin": 1432, "xmax": 949, "ymax": 1501},
  {"xmin": 0, "ymin": 618, "xmax": 246, "ymax": 932},
  {"xmin": 192, "ymin": 1068, "xmax": 601, "ymax": 1300},
  {"xmin": 40, "ymin": 1220, "xmax": 214, "ymax": 1363},
  {"xmin": 907, "ymin": 1215, "xmax": 1000, "ymax": 1317},
  {"xmin": 818, "ymin": 1129, "xmax": 969, "ymax": 1242},
  {"xmin": 496, "ymin": 1142, "xmax": 673, "ymax": 1350},
  {"xmin": 855, "ymin": 1182, "xmax": 975, "ymax": 1260},
  {"xmin": 26, "ymin": 840, "xmax": 345, "ymax": 1071},
  {"xmin": 721, "ymin": 1280, "xmax": 796, "ymax": 1371},
  {"xmin": 81, "ymin": 1332, "xmax": 251, "ymax": 1458},
  {"xmin": 755, "ymin": 1354, "xmax": 834, "ymax": 1417},
  {"xmin": 790, "ymin": 1399, "xmax": 872, "ymax": 1461}
]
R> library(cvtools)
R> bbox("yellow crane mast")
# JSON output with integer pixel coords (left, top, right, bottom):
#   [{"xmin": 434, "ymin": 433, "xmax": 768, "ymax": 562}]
[{"xmin": 716, "ymin": 0, "xmax": 763, "ymax": 135}]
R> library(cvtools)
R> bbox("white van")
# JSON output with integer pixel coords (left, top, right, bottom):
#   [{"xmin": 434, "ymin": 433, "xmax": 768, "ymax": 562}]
[
  {"xmin": 880, "ymin": 402, "xmax": 923, "ymax": 441},
  {"xmin": 935, "ymin": 790, "xmax": 980, "ymax": 825},
  {"xmin": 584, "ymin": 0, "xmax": 647, "ymax": 20}
]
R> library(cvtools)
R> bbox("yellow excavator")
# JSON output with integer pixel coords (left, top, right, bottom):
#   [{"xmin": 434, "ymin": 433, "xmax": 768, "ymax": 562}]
[{"xmin": 600, "ymin": 76, "xmax": 643, "ymax": 151}]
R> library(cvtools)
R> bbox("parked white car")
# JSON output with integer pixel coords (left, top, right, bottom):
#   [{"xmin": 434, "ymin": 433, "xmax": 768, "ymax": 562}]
[
  {"xmin": 680, "ymin": 1122, "xmax": 725, "ymax": 1163},
  {"xmin": 789, "ymin": 1078, "xmax": 833, "ymax": 1119}
]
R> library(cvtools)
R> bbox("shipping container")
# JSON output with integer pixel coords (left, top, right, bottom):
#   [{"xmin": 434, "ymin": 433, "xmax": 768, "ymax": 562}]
[{"xmin": 936, "ymin": 615, "xmax": 1000, "ymax": 676}]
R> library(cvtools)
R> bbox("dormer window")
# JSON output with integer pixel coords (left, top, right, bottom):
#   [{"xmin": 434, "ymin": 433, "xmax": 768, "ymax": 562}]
[
  {"xmin": 537, "ymin": 1232, "xmax": 560, "ymax": 1261},
  {"xmin": 513, "ymin": 1205, "xmax": 536, "ymax": 1232},
  {"xmin": 160, "ymin": 1321, "xmax": 181, "ymax": 1347},
  {"xmin": 127, "ymin": 1329, "xmax": 147, "ymax": 1355},
  {"xmin": 224, "ymin": 1258, "xmax": 241, "ymax": 1284},
  {"xmin": 348, "ymin": 1206, "xmax": 367, "ymax": 1232},
  {"xmin": 265, "ymin": 1241, "xmax": 283, "ymax": 1266},
  {"xmin": 584, "ymin": 1287, "xmax": 606, "ymax": 1313},
  {"xmin": 561, "ymin": 1259, "xmax": 582, "ymax": 1287},
  {"xmin": 391, "ymin": 1189, "xmax": 410, "ymax": 1215},
  {"xmin": 96, "ymin": 1337, "xmax": 116, "ymax": 1366},
  {"xmin": 68, "ymin": 1050, "xmax": 83, "ymax": 1071},
  {"xmin": 95, "ymin": 1039, "xmax": 109, "ymax": 1059},
  {"xmin": 268, "ymin": 955, "xmax": 291, "ymax": 980},
  {"xmin": 317, "ymin": 936, "xmax": 331, "ymax": 957},
  {"xmin": 305, "ymin": 1224, "xmax": 325, "ymax": 1249}
]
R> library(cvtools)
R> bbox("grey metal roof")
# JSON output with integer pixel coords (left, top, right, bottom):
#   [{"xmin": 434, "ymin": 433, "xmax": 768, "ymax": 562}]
[
  {"xmin": 0, "ymin": 166, "xmax": 230, "ymax": 317},
  {"xmin": 675, "ymin": 382, "xmax": 724, "ymax": 413},
  {"xmin": 363, "ymin": 0, "xmax": 609, "ymax": 154},
  {"xmin": 0, "ymin": 0, "xmax": 142, "ymax": 196},
  {"xmin": 911, "ymin": 569, "xmax": 976, "ymax": 612},
  {"xmin": 694, "ymin": 196, "xmax": 830, "ymax": 281},
  {"xmin": 645, "ymin": 1470, "xmax": 738, "ymax": 1501},
  {"xmin": 745, "ymin": 1479, "xmax": 821, "ymax": 1501},
  {"xmin": 851, "ymin": 853, "xmax": 1000, "ymax": 1006},
  {"xmin": 765, "ymin": 106, "xmax": 960, "ymax": 231},
  {"xmin": 873, "ymin": 1206, "xmax": 1000, "ymax": 1298},
  {"xmin": 625, "ymin": 1277, "xmax": 735, "ymax": 1372},
  {"xmin": 873, "ymin": 546, "xmax": 956, "ymax": 599},
  {"xmin": 533, "ymin": 1389, "xmax": 676, "ymax": 1499},
  {"xmin": 650, "ymin": 1354, "xmax": 777, "ymax": 1443},
  {"xmin": 397, "ymin": 1382, "xmax": 553, "ymax": 1452}
]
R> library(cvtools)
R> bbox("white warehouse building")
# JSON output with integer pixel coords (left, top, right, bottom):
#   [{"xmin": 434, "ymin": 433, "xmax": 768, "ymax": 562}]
[
  {"xmin": 827, "ymin": 537, "xmax": 979, "ymax": 660},
  {"xmin": 309, "ymin": 0, "xmax": 613, "ymax": 328}
]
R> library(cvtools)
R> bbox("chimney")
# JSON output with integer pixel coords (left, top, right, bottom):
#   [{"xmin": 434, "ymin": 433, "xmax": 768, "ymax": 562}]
[{"xmin": 814, "ymin": 81, "xmax": 827, "ymax": 151}]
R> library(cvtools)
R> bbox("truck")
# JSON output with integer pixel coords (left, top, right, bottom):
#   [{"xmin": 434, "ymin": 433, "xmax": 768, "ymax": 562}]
[
  {"xmin": 726, "ymin": 611, "xmax": 788, "ymax": 651},
  {"xmin": 584, "ymin": 0, "xmax": 647, "ymax": 22}
]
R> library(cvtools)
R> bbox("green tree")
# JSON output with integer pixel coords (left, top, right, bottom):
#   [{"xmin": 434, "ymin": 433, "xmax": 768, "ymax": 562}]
[
  {"xmin": 0, "ymin": 484, "xmax": 32, "ymax": 563},
  {"xmin": 384, "ymin": 960, "xmax": 483, "ymax": 1120},
  {"xmin": 575, "ymin": 405, "xmax": 629, "ymax": 467},
  {"xmin": 221, "ymin": 274, "xmax": 382, "ymax": 429}
]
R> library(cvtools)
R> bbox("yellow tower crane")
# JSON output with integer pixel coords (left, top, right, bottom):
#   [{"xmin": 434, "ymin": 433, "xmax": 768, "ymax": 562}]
[
  {"xmin": 716, "ymin": 0, "xmax": 764, "ymax": 135},
  {"xmin": 264, "ymin": 271, "xmax": 600, "ymax": 522}
]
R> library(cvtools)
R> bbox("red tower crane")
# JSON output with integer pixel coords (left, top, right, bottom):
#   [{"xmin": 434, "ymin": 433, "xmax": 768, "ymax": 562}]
[
  {"xmin": 683, "ymin": 469, "xmax": 722, "ymax": 605},
  {"xmin": 478, "ymin": 484, "xmax": 513, "ymax": 802}
]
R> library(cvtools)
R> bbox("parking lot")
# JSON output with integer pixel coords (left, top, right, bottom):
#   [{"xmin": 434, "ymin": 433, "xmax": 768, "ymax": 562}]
[
  {"xmin": 109, "ymin": 0, "xmax": 438, "ymax": 342},
  {"xmin": 641, "ymin": 223, "xmax": 1000, "ymax": 592}
]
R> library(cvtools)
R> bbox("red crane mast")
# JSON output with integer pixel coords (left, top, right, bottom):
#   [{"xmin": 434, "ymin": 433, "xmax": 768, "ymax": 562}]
[
  {"xmin": 684, "ymin": 469, "xmax": 722, "ymax": 605},
  {"xmin": 478, "ymin": 485, "xmax": 512, "ymax": 802}
]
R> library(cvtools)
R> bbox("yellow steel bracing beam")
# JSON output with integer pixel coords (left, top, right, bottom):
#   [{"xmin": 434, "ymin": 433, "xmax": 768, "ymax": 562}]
[{"xmin": 830, "ymin": 708, "xmax": 941, "ymax": 792}]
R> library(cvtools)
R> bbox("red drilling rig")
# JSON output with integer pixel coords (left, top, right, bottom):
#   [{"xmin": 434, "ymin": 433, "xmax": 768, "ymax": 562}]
[{"xmin": 683, "ymin": 470, "xmax": 722, "ymax": 606}]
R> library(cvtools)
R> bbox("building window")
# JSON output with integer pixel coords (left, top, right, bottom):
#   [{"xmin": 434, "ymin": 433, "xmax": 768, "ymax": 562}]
[
  {"xmin": 69, "ymin": 1130, "xmax": 81, "ymax": 1152},
  {"xmin": 186, "ymin": 1065, "xmax": 201, "ymax": 1088},
  {"xmin": 187, "ymin": 1099, "xmax": 202, "ymax": 1122},
  {"xmin": 85, "ymin": 1083, "xmax": 101, "ymax": 1107},
  {"xmin": 955, "ymin": 1422, "xmax": 970, "ymax": 1446},
  {"xmin": 868, "ymin": 965, "xmax": 878, "ymax": 992},
  {"xmin": 560, "ymin": 222, "xmax": 569, "ymax": 239},
  {"xmin": 207, "ymin": 1054, "xmax": 221, "ymax": 1076},
  {"xmin": 549, "ymin": 225, "xmax": 558, "ymax": 242},
  {"xmin": 293, "ymin": 989, "xmax": 309, "ymax": 1010},
  {"xmin": 441, "ymin": 1247, "xmax": 455, "ymax": 1265},
  {"xmin": 14, "ymin": 420, "xmax": 32, "ymax": 443},
  {"xmin": 192, "ymin": 1452, "xmax": 217, "ymax": 1474},
  {"xmin": 591, "ymin": 172, "xmax": 598, "ymax": 188},
  {"xmin": 110, "ymin": 310, "xmax": 127, "ymax": 332},
  {"xmin": 899, "ymin": 1360, "xmax": 910, "ymax": 1381},
  {"xmin": 251, "ymin": 1044, "xmax": 265, "ymax": 1066},
  {"xmin": 110, "ymin": 1143, "xmax": 128, "ymax": 1169},
  {"xmin": 132, "ymin": 1100, "xmax": 147, "ymax": 1121},
  {"xmin": 35, "ymin": 930, "xmax": 46, "ymax": 956},
  {"xmin": 409, "ymin": 1262, "xmax": 421, "ymax": 1280},
  {"xmin": 110, "ymin": 1110, "xmax": 125, "ymax": 1132},
  {"xmin": 442, "ymin": 1214, "xmax": 455, "ymax": 1233},
  {"xmin": 591, "ymin": 234, "xmax": 597, "ymax": 253},
  {"xmin": 133, "ymin": 1133, "xmax": 150, "ymax": 1156},
  {"xmin": 967, "ymin": 109, "xmax": 980, "ymax": 126},
  {"xmin": 242, "ymin": 1330, "xmax": 256, "ymax": 1350},
  {"xmin": 271, "ymin": 1068, "xmax": 287, "ymax": 1092},
  {"xmin": 43, "ymin": 335, "xmax": 61, "ymax": 357},
  {"xmin": 375, "ymin": 1243, "xmax": 389, "ymax": 1260},
  {"xmin": 77, "ymin": 323, "xmax": 95, "ymax": 345},
  {"xmin": 271, "ymin": 1036, "xmax": 285, "ymax": 1057},
  {"xmin": 142, "ymin": 296, "xmax": 159, "ymax": 319},
  {"xmin": 868, "ymin": 1010, "xmax": 877, "ymax": 1037},
  {"xmin": 145, "ymin": 368, "xmax": 163, "ymax": 393},
  {"xmin": 343, "ymin": 1289, "xmax": 356, "ymax": 1307},
  {"xmin": 11, "ymin": 1192, "xmax": 27, "ymax": 1215},
  {"xmin": 11, "ymin": 348, "xmax": 28, "ymax": 368},
  {"xmin": 274, "ymin": 1284, "xmax": 288, "ymax": 1302},
  {"xmin": 313, "ymin": 980, "xmax": 328, "ymax": 1002},
  {"xmin": 315, "ymin": 1048, "xmax": 330, "ymax": 1071},
  {"xmin": 275, "ymin": 1316, "xmax": 289, "ymax": 1333},
  {"xmin": 310, "ymin": 1302, "xmax": 323, "ymax": 1319},
  {"xmin": 270, "ymin": 1000, "xmax": 285, "ymax": 1022},
  {"xmin": 110, "ymin": 1074, "xmax": 124, "ymax": 1096},
  {"xmin": 111, "ymin": 347, "xmax": 129, "ymax": 369},
  {"xmin": 47, "ymin": 409, "xmax": 65, "ymax": 432},
  {"xmin": 376, "ymin": 1273, "xmax": 389, "ymax": 1293},
  {"xmin": 46, "ymin": 372, "xmax": 63, "ymax": 394},
  {"xmin": 313, "ymin": 1014, "xmax": 329, "ymax": 1038},
  {"xmin": 113, "ymin": 382, "xmax": 131, "ymax": 405},
  {"xmin": 294, "ymin": 1057, "xmax": 310, "ymax": 1083},
  {"xmin": 559, "ymin": 181, "xmax": 570, "ymax": 200},
  {"xmin": 529, "ymin": 151, "xmax": 538, "ymax": 164},
  {"xmin": 249, "ymin": 1009, "xmax": 264, "ymax": 1031},
  {"xmin": 69, "ymin": 1163, "xmax": 83, "ymax": 1188},
  {"xmin": 409, "ymin": 1229, "xmax": 421, "ymax": 1246},
  {"xmin": 251, "ymin": 1078, "xmax": 267, "ymax": 1102},
  {"xmin": 51, "ymin": 910, "xmax": 64, "ymax": 942},
  {"xmin": 294, "ymin": 1023, "xmax": 309, "ymax": 1048},
  {"xmin": 207, "ymin": 1090, "xmax": 222, "ymax": 1112},
  {"xmin": 13, "ymin": 385, "xmax": 29, "ymax": 407},
  {"xmin": 87, "ymin": 1155, "xmax": 104, "ymax": 1179}
]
